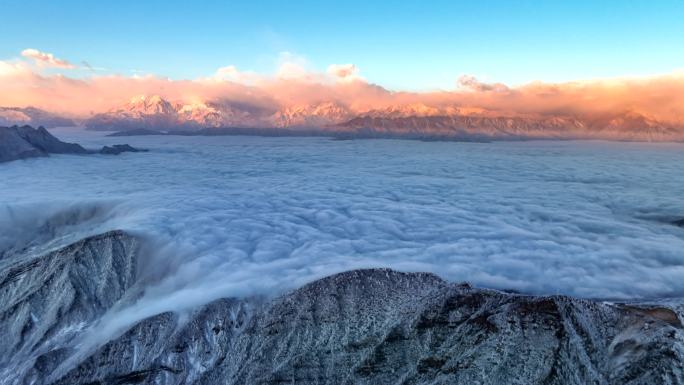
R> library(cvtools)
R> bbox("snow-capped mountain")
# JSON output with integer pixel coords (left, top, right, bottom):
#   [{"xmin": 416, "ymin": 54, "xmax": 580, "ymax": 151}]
[
  {"xmin": 86, "ymin": 95, "xmax": 188, "ymax": 131},
  {"xmin": 86, "ymin": 95, "xmax": 267, "ymax": 131},
  {"xmin": 85, "ymin": 96, "xmax": 352, "ymax": 131},
  {"xmin": 271, "ymin": 101, "xmax": 352, "ymax": 128},
  {"xmin": 338, "ymin": 110, "xmax": 683, "ymax": 141},
  {"xmin": 84, "ymin": 95, "xmax": 684, "ymax": 141},
  {"xmin": 0, "ymin": 107, "xmax": 76, "ymax": 128}
]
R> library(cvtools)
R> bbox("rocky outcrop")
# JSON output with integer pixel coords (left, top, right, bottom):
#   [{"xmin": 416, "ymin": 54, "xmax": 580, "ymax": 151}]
[
  {"xmin": 0, "ymin": 126, "xmax": 147, "ymax": 163},
  {"xmin": 1, "ymin": 231, "xmax": 683, "ymax": 384},
  {"xmin": 106, "ymin": 128, "xmax": 165, "ymax": 137},
  {"xmin": 0, "ymin": 126, "xmax": 87, "ymax": 163},
  {"xmin": 0, "ymin": 126, "xmax": 46, "ymax": 162},
  {"xmin": 99, "ymin": 144, "xmax": 148, "ymax": 155}
]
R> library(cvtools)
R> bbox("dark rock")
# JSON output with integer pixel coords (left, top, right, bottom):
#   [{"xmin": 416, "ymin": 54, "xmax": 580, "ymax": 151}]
[
  {"xmin": 99, "ymin": 144, "xmax": 148, "ymax": 155},
  {"xmin": 14, "ymin": 126, "xmax": 87, "ymax": 155},
  {"xmin": 0, "ymin": 126, "xmax": 46, "ymax": 162},
  {"xmin": 0, "ymin": 125, "xmax": 87, "ymax": 163},
  {"xmin": 0, "ymin": 125, "xmax": 148, "ymax": 163},
  {"xmin": 106, "ymin": 129, "xmax": 166, "ymax": 137}
]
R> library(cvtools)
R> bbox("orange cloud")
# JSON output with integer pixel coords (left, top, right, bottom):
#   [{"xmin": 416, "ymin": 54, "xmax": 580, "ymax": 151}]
[{"xmin": 1, "ymin": 49, "xmax": 683, "ymax": 129}]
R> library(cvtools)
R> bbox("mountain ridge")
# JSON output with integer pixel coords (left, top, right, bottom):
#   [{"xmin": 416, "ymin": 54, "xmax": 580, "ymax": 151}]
[
  {"xmin": 85, "ymin": 94, "xmax": 684, "ymax": 141},
  {"xmin": 2, "ymin": 230, "xmax": 683, "ymax": 384},
  {"xmin": 0, "ymin": 125, "xmax": 146, "ymax": 163},
  {"xmin": 3, "ymin": 95, "xmax": 683, "ymax": 141}
]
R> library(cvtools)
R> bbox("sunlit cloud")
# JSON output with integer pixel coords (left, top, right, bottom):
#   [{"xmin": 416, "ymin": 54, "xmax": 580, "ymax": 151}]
[
  {"xmin": 327, "ymin": 63, "xmax": 363, "ymax": 83},
  {"xmin": 457, "ymin": 75, "xmax": 509, "ymax": 93},
  {"xmin": 1, "ymin": 48, "xmax": 684, "ymax": 128},
  {"xmin": 21, "ymin": 48, "xmax": 76, "ymax": 69}
]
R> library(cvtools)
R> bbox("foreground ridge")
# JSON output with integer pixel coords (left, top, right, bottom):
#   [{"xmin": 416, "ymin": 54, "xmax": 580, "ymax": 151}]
[{"xmin": 1, "ymin": 232, "xmax": 682, "ymax": 385}]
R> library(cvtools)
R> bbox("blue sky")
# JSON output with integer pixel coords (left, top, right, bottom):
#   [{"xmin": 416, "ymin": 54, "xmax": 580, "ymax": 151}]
[{"xmin": 2, "ymin": 0, "xmax": 684, "ymax": 90}]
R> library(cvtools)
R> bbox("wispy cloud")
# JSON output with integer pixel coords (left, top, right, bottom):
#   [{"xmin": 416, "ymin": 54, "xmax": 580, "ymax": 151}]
[{"xmin": 21, "ymin": 48, "xmax": 76, "ymax": 69}]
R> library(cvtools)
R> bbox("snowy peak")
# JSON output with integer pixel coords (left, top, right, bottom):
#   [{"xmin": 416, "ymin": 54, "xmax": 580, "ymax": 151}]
[
  {"xmin": 271, "ymin": 101, "xmax": 352, "ymax": 127},
  {"xmin": 120, "ymin": 95, "xmax": 178, "ymax": 116},
  {"xmin": 363, "ymin": 103, "xmax": 444, "ymax": 118},
  {"xmin": 84, "ymin": 95, "xmax": 684, "ymax": 141}
]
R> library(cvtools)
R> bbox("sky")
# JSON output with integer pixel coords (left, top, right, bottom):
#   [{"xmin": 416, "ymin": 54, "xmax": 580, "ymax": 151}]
[{"xmin": 2, "ymin": 0, "xmax": 684, "ymax": 90}]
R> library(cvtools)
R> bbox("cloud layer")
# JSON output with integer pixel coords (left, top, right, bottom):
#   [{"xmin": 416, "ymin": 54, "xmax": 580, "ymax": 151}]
[
  {"xmin": 2, "ymin": 128, "xmax": 684, "ymax": 358},
  {"xmin": 1, "ymin": 49, "xmax": 683, "ymax": 127},
  {"xmin": 3, "ymin": 130, "xmax": 684, "ymax": 303}
]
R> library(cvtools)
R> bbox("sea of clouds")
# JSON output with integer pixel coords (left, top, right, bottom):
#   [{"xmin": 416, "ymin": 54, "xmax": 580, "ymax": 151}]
[{"xmin": 3, "ymin": 128, "xmax": 684, "ymax": 314}]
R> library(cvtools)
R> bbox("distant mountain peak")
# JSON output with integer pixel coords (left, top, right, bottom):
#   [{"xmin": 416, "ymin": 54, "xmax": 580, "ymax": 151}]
[
  {"xmin": 0, "ymin": 106, "xmax": 75, "ymax": 128},
  {"xmin": 121, "ymin": 94, "xmax": 176, "ymax": 115},
  {"xmin": 84, "ymin": 95, "xmax": 684, "ymax": 141}
]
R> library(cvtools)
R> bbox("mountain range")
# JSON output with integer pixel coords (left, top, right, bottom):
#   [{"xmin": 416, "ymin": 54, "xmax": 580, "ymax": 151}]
[{"xmin": 1, "ymin": 96, "xmax": 683, "ymax": 141}]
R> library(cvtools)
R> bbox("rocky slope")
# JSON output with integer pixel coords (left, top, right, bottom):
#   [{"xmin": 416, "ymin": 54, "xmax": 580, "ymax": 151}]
[
  {"xmin": 0, "ymin": 125, "xmax": 87, "ymax": 162},
  {"xmin": 0, "ymin": 126, "xmax": 146, "ymax": 163},
  {"xmin": 1, "ymin": 231, "xmax": 682, "ymax": 385},
  {"xmin": 0, "ymin": 231, "xmax": 140, "ymax": 384}
]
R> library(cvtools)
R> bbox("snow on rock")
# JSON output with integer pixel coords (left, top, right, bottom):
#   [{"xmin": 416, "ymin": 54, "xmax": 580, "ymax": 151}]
[{"xmin": 1, "ymin": 231, "xmax": 683, "ymax": 384}]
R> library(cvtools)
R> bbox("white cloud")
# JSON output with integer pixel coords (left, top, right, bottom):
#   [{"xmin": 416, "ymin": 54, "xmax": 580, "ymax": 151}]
[
  {"xmin": 3, "ymin": 133, "xmax": 684, "ymax": 307},
  {"xmin": 210, "ymin": 65, "xmax": 261, "ymax": 84},
  {"xmin": 275, "ymin": 51, "xmax": 312, "ymax": 80},
  {"xmin": 0, "ymin": 60, "xmax": 33, "ymax": 78},
  {"xmin": 3, "ymin": 132, "xmax": 684, "ymax": 358},
  {"xmin": 457, "ymin": 74, "xmax": 509, "ymax": 92},
  {"xmin": 21, "ymin": 48, "xmax": 76, "ymax": 69}
]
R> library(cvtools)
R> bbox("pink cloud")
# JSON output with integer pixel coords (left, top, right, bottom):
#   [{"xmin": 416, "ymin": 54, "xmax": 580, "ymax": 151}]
[
  {"xmin": 20, "ymin": 48, "xmax": 76, "ymax": 69},
  {"xmin": 457, "ymin": 75, "xmax": 509, "ymax": 93},
  {"xmin": 1, "ymin": 49, "xmax": 684, "ymax": 129},
  {"xmin": 327, "ymin": 64, "xmax": 363, "ymax": 83}
]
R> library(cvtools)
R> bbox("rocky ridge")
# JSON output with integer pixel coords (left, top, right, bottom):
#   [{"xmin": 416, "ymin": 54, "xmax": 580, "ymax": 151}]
[
  {"xmin": 1, "ymin": 230, "xmax": 682, "ymax": 384},
  {"xmin": 0, "ymin": 126, "xmax": 146, "ymax": 163}
]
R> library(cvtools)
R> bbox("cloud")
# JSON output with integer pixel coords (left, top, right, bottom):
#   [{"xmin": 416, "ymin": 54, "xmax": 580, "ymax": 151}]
[
  {"xmin": 275, "ymin": 51, "xmax": 312, "ymax": 80},
  {"xmin": 1, "ymin": 48, "xmax": 684, "ymax": 127},
  {"xmin": 209, "ymin": 65, "xmax": 262, "ymax": 85},
  {"xmin": 0, "ymin": 60, "xmax": 34, "ymax": 78},
  {"xmin": 327, "ymin": 63, "xmax": 363, "ymax": 83},
  {"xmin": 457, "ymin": 75, "xmax": 509, "ymax": 92},
  {"xmin": 21, "ymin": 48, "xmax": 76, "ymax": 69},
  {"xmin": 3, "ymin": 133, "xmax": 684, "ymax": 353}
]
